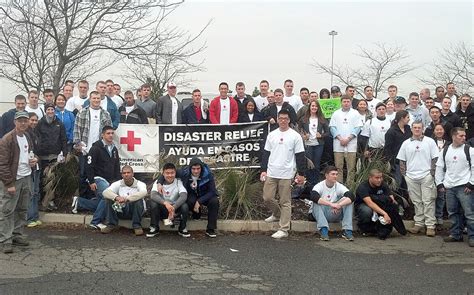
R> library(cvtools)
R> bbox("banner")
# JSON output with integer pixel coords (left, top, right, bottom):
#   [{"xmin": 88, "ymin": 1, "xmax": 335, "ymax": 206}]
[
  {"xmin": 319, "ymin": 98, "xmax": 341, "ymax": 118},
  {"xmin": 114, "ymin": 122, "xmax": 268, "ymax": 172}
]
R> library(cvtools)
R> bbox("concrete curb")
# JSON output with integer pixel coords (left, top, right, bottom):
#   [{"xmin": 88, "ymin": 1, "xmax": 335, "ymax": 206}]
[{"xmin": 39, "ymin": 212, "xmax": 451, "ymax": 233}]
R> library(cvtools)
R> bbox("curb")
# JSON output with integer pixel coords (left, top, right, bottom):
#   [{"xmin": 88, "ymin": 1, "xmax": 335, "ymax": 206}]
[{"xmin": 39, "ymin": 212, "xmax": 451, "ymax": 233}]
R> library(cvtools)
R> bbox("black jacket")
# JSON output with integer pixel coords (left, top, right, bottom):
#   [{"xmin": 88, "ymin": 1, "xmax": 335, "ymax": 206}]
[
  {"xmin": 0, "ymin": 108, "xmax": 17, "ymax": 138},
  {"xmin": 261, "ymin": 102, "xmax": 297, "ymax": 131},
  {"xmin": 119, "ymin": 104, "xmax": 148, "ymax": 124},
  {"xmin": 234, "ymin": 95, "xmax": 255, "ymax": 115},
  {"xmin": 182, "ymin": 103, "xmax": 209, "ymax": 124},
  {"xmin": 85, "ymin": 140, "xmax": 121, "ymax": 184},
  {"xmin": 456, "ymin": 104, "xmax": 474, "ymax": 139},
  {"xmin": 35, "ymin": 116, "xmax": 68, "ymax": 157},
  {"xmin": 383, "ymin": 124, "xmax": 412, "ymax": 164},
  {"xmin": 424, "ymin": 120, "xmax": 453, "ymax": 141},
  {"xmin": 238, "ymin": 110, "xmax": 264, "ymax": 123},
  {"xmin": 297, "ymin": 117, "xmax": 329, "ymax": 145},
  {"xmin": 441, "ymin": 111, "xmax": 462, "ymax": 128}
]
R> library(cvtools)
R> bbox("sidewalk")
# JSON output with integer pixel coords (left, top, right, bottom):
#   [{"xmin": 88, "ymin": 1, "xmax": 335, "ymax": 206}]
[{"xmin": 39, "ymin": 212, "xmax": 451, "ymax": 233}]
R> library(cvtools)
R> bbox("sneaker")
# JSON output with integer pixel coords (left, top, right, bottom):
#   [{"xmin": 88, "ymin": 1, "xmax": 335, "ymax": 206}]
[
  {"xmin": 342, "ymin": 230, "xmax": 354, "ymax": 241},
  {"xmin": 178, "ymin": 229, "xmax": 191, "ymax": 238},
  {"xmin": 47, "ymin": 201, "xmax": 58, "ymax": 211},
  {"xmin": 2, "ymin": 243, "xmax": 13, "ymax": 254},
  {"xmin": 319, "ymin": 227, "xmax": 329, "ymax": 241},
  {"xmin": 271, "ymin": 230, "xmax": 288, "ymax": 239},
  {"xmin": 71, "ymin": 196, "xmax": 78, "ymax": 214},
  {"xmin": 264, "ymin": 215, "xmax": 279, "ymax": 223},
  {"xmin": 12, "ymin": 236, "xmax": 29, "ymax": 246},
  {"xmin": 426, "ymin": 228, "xmax": 436, "ymax": 237},
  {"xmin": 134, "ymin": 228, "xmax": 144, "ymax": 236},
  {"xmin": 27, "ymin": 221, "xmax": 38, "ymax": 228},
  {"xmin": 35, "ymin": 220, "xmax": 42, "ymax": 226},
  {"xmin": 443, "ymin": 235, "xmax": 463, "ymax": 242},
  {"xmin": 407, "ymin": 225, "xmax": 424, "ymax": 234},
  {"xmin": 469, "ymin": 240, "xmax": 474, "ymax": 247},
  {"xmin": 100, "ymin": 225, "xmax": 117, "ymax": 234},
  {"xmin": 146, "ymin": 226, "xmax": 159, "ymax": 238},
  {"xmin": 88, "ymin": 223, "xmax": 106, "ymax": 230},
  {"xmin": 206, "ymin": 229, "xmax": 217, "ymax": 238}
]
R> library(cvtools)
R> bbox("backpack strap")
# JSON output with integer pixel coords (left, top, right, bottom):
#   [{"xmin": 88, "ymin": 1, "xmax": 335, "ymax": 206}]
[
  {"xmin": 464, "ymin": 144, "xmax": 471, "ymax": 169},
  {"xmin": 442, "ymin": 144, "xmax": 450, "ymax": 173}
]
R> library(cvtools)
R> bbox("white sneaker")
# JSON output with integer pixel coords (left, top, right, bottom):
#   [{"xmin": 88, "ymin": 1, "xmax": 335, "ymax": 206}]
[
  {"xmin": 271, "ymin": 230, "xmax": 288, "ymax": 239},
  {"xmin": 97, "ymin": 223, "xmax": 107, "ymax": 230},
  {"xmin": 71, "ymin": 196, "xmax": 78, "ymax": 214},
  {"xmin": 264, "ymin": 215, "xmax": 279, "ymax": 223}
]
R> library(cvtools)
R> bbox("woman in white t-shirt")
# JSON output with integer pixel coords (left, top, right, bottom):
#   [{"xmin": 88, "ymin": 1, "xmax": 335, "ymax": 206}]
[
  {"xmin": 298, "ymin": 99, "xmax": 329, "ymax": 184},
  {"xmin": 356, "ymin": 99, "xmax": 372, "ymax": 164},
  {"xmin": 431, "ymin": 123, "xmax": 450, "ymax": 226}
]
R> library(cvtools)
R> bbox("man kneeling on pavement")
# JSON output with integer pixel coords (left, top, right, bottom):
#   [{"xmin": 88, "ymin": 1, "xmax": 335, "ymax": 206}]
[
  {"xmin": 100, "ymin": 166, "xmax": 147, "ymax": 235},
  {"xmin": 305, "ymin": 166, "xmax": 355, "ymax": 241},
  {"xmin": 148, "ymin": 163, "xmax": 190, "ymax": 238}
]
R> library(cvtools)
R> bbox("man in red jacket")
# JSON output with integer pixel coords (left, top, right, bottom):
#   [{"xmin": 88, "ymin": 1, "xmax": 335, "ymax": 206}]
[{"xmin": 209, "ymin": 82, "xmax": 239, "ymax": 124}]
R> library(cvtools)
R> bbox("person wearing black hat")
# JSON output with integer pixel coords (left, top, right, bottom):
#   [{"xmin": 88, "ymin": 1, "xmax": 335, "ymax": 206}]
[
  {"xmin": 0, "ymin": 111, "xmax": 39, "ymax": 253},
  {"xmin": 330, "ymin": 86, "xmax": 341, "ymax": 99},
  {"xmin": 393, "ymin": 96, "xmax": 407, "ymax": 112}
]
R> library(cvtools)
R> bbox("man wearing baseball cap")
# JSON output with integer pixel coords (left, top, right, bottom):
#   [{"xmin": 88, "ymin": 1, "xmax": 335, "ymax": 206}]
[
  {"xmin": 0, "ymin": 111, "xmax": 39, "ymax": 253},
  {"xmin": 330, "ymin": 86, "xmax": 342, "ymax": 99},
  {"xmin": 155, "ymin": 81, "xmax": 183, "ymax": 124}
]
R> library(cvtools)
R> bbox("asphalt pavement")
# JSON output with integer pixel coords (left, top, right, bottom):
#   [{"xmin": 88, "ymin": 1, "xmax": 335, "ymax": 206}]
[{"xmin": 0, "ymin": 226, "xmax": 473, "ymax": 294}]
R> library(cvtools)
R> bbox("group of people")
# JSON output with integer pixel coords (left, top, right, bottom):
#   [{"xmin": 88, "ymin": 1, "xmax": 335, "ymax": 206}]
[{"xmin": 0, "ymin": 78, "xmax": 473, "ymax": 254}]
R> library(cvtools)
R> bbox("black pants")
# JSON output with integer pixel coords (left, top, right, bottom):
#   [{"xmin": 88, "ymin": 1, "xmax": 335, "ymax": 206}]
[
  {"xmin": 356, "ymin": 202, "xmax": 407, "ymax": 239},
  {"xmin": 188, "ymin": 197, "xmax": 219, "ymax": 230},
  {"xmin": 149, "ymin": 200, "xmax": 188, "ymax": 231}
]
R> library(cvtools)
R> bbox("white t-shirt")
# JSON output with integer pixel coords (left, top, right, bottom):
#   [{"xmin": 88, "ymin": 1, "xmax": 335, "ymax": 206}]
[
  {"xmin": 65, "ymin": 96, "xmax": 87, "ymax": 112},
  {"xmin": 87, "ymin": 108, "xmax": 101, "ymax": 152},
  {"xmin": 100, "ymin": 98, "xmax": 108, "ymax": 111},
  {"xmin": 248, "ymin": 113, "xmax": 254, "ymax": 121},
  {"xmin": 397, "ymin": 136, "xmax": 439, "ymax": 180},
  {"xmin": 284, "ymin": 94, "xmax": 303, "ymax": 112},
  {"xmin": 170, "ymin": 96, "xmax": 178, "ymax": 125},
  {"xmin": 110, "ymin": 95, "xmax": 123, "ymax": 108},
  {"xmin": 16, "ymin": 135, "xmax": 31, "ymax": 179},
  {"xmin": 435, "ymin": 144, "xmax": 474, "ymax": 188},
  {"xmin": 329, "ymin": 108, "xmax": 362, "ymax": 153},
  {"xmin": 386, "ymin": 112, "xmax": 395, "ymax": 123},
  {"xmin": 449, "ymin": 94, "xmax": 458, "ymax": 112},
  {"xmin": 219, "ymin": 98, "xmax": 230, "ymax": 125},
  {"xmin": 25, "ymin": 105, "xmax": 44, "ymax": 120},
  {"xmin": 312, "ymin": 181, "xmax": 349, "ymax": 203},
  {"xmin": 366, "ymin": 98, "xmax": 382, "ymax": 114},
  {"xmin": 307, "ymin": 117, "xmax": 319, "ymax": 145},
  {"xmin": 265, "ymin": 128, "xmax": 305, "ymax": 179},
  {"xmin": 360, "ymin": 117, "xmax": 391, "ymax": 149},
  {"xmin": 152, "ymin": 178, "xmax": 187, "ymax": 204},
  {"xmin": 125, "ymin": 105, "xmax": 134, "ymax": 116},
  {"xmin": 254, "ymin": 95, "xmax": 269, "ymax": 111}
]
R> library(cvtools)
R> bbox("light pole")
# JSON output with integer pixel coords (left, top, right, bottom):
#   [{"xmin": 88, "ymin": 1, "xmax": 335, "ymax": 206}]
[{"xmin": 329, "ymin": 30, "xmax": 338, "ymax": 87}]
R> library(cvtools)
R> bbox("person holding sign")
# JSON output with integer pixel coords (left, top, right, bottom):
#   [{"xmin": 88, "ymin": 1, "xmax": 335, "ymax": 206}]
[{"xmin": 329, "ymin": 95, "xmax": 363, "ymax": 187}]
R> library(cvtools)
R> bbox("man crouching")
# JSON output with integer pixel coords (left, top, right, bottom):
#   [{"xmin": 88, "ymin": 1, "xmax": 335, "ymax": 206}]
[{"xmin": 101, "ymin": 166, "xmax": 147, "ymax": 236}]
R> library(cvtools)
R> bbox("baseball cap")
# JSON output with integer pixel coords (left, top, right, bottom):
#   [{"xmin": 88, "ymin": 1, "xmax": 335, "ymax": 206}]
[
  {"xmin": 394, "ymin": 96, "xmax": 407, "ymax": 104},
  {"xmin": 375, "ymin": 102, "xmax": 386, "ymax": 110},
  {"xmin": 14, "ymin": 111, "xmax": 29, "ymax": 120},
  {"xmin": 330, "ymin": 86, "xmax": 341, "ymax": 93},
  {"xmin": 167, "ymin": 82, "xmax": 177, "ymax": 88}
]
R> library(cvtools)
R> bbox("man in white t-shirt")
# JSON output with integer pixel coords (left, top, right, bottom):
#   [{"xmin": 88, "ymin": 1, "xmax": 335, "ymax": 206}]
[
  {"xmin": 397, "ymin": 121, "xmax": 439, "ymax": 237},
  {"xmin": 0, "ymin": 111, "xmax": 38, "ymax": 254},
  {"xmin": 254, "ymin": 80, "xmax": 271, "ymax": 111},
  {"xmin": 361, "ymin": 102, "xmax": 391, "ymax": 160},
  {"xmin": 101, "ymin": 166, "xmax": 147, "ymax": 236},
  {"xmin": 261, "ymin": 109, "xmax": 306, "ymax": 239},
  {"xmin": 105, "ymin": 79, "xmax": 124, "ymax": 108},
  {"xmin": 363, "ymin": 86, "xmax": 382, "ymax": 114},
  {"xmin": 63, "ymin": 84, "xmax": 74, "ymax": 102},
  {"xmin": 25, "ymin": 90, "xmax": 44, "ymax": 119},
  {"xmin": 306, "ymin": 166, "xmax": 355, "ymax": 241},
  {"xmin": 435, "ymin": 127, "xmax": 474, "ymax": 246},
  {"xmin": 283, "ymin": 79, "xmax": 303, "ymax": 112},
  {"xmin": 329, "ymin": 95, "xmax": 363, "ymax": 186},
  {"xmin": 209, "ymin": 82, "xmax": 238, "ymax": 124},
  {"xmin": 65, "ymin": 80, "xmax": 89, "ymax": 114},
  {"xmin": 446, "ymin": 82, "xmax": 459, "ymax": 112}
]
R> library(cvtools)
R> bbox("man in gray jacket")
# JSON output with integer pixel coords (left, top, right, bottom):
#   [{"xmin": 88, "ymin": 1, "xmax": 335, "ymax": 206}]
[{"xmin": 155, "ymin": 82, "xmax": 183, "ymax": 124}]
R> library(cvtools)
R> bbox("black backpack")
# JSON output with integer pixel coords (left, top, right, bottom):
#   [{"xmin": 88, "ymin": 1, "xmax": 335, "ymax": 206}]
[{"xmin": 442, "ymin": 144, "xmax": 472, "ymax": 172}]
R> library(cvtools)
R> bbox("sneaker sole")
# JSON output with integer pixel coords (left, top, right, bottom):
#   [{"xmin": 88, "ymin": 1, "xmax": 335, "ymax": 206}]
[
  {"xmin": 178, "ymin": 232, "xmax": 191, "ymax": 238},
  {"xmin": 342, "ymin": 236, "xmax": 354, "ymax": 241},
  {"xmin": 146, "ymin": 233, "xmax": 159, "ymax": 238},
  {"xmin": 206, "ymin": 233, "xmax": 217, "ymax": 238}
]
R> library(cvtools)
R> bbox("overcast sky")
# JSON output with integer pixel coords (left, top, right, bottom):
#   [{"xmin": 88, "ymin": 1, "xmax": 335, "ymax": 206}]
[{"xmin": 0, "ymin": 0, "xmax": 472, "ymax": 105}]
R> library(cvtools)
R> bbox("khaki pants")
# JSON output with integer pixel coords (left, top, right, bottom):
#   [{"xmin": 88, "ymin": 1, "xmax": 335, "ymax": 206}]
[
  {"xmin": 334, "ymin": 152, "xmax": 357, "ymax": 187},
  {"xmin": 262, "ymin": 177, "xmax": 292, "ymax": 232},
  {"xmin": 405, "ymin": 174, "xmax": 437, "ymax": 228},
  {"xmin": 0, "ymin": 176, "xmax": 31, "ymax": 244}
]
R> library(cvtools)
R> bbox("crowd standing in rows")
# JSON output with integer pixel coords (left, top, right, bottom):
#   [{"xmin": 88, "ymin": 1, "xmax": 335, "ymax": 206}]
[{"xmin": 0, "ymin": 78, "xmax": 473, "ymax": 254}]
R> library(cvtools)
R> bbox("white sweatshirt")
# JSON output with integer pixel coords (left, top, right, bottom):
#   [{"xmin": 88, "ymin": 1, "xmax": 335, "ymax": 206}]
[{"xmin": 435, "ymin": 144, "xmax": 474, "ymax": 188}]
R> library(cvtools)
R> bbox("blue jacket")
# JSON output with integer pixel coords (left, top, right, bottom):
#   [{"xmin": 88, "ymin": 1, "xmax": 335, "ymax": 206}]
[
  {"xmin": 55, "ymin": 108, "xmax": 75, "ymax": 143},
  {"xmin": 182, "ymin": 103, "xmax": 209, "ymax": 124},
  {"xmin": 83, "ymin": 96, "xmax": 120, "ymax": 129}
]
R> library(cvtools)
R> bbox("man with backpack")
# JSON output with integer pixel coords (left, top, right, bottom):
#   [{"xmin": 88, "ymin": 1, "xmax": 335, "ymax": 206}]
[{"xmin": 435, "ymin": 127, "xmax": 474, "ymax": 247}]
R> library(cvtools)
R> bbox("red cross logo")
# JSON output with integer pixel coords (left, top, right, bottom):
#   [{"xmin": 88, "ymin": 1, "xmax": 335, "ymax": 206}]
[
  {"xmin": 416, "ymin": 146, "xmax": 419, "ymax": 149},
  {"xmin": 381, "ymin": 127, "xmax": 384, "ymax": 130},
  {"xmin": 454, "ymin": 156, "xmax": 457, "ymax": 160},
  {"xmin": 120, "ymin": 130, "xmax": 141, "ymax": 151},
  {"xmin": 280, "ymin": 138, "xmax": 283, "ymax": 142}
]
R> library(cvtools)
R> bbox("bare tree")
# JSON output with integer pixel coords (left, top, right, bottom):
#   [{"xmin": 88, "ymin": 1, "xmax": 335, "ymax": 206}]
[
  {"xmin": 0, "ymin": 0, "xmax": 184, "ymax": 93},
  {"xmin": 122, "ymin": 16, "xmax": 211, "ymax": 99},
  {"xmin": 419, "ymin": 42, "xmax": 473, "ymax": 94},
  {"xmin": 312, "ymin": 43, "xmax": 414, "ymax": 98}
]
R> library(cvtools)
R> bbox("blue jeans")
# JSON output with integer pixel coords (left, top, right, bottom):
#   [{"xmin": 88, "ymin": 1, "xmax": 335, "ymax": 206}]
[
  {"xmin": 77, "ymin": 178, "xmax": 109, "ymax": 211},
  {"xmin": 312, "ymin": 203, "xmax": 353, "ymax": 231},
  {"xmin": 105, "ymin": 199, "xmax": 144, "ymax": 229},
  {"xmin": 27, "ymin": 169, "xmax": 41, "ymax": 222},
  {"xmin": 445, "ymin": 185, "xmax": 474, "ymax": 240},
  {"xmin": 305, "ymin": 145, "xmax": 324, "ymax": 185},
  {"xmin": 435, "ymin": 190, "xmax": 446, "ymax": 224}
]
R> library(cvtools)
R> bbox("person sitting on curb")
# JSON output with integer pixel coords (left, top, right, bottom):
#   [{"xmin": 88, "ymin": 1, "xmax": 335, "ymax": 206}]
[
  {"xmin": 101, "ymin": 166, "xmax": 147, "ymax": 236},
  {"xmin": 154, "ymin": 157, "xmax": 219, "ymax": 238},
  {"xmin": 147, "ymin": 163, "xmax": 190, "ymax": 238},
  {"xmin": 355, "ymin": 169, "xmax": 407, "ymax": 240},
  {"xmin": 72, "ymin": 126, "xmax": 121, "ymax": 230},
  {"xmin": 305, "ymin": 166, "xmax": 355, "ymax": 241}
]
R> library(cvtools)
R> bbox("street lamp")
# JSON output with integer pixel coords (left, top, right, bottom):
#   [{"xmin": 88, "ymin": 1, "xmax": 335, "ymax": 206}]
[{"xmin": 328, "ymin": 30, "xmax": 338, "ymax": 87}]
